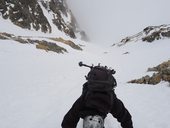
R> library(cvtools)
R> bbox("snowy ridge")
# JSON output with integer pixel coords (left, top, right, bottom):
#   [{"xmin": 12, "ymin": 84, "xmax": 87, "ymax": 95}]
[{"xmin": 114, "ymin": 24, "xmax": 170, "ymax": 46}]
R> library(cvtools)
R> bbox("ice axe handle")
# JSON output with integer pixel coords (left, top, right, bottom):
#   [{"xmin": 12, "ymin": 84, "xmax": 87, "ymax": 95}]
[{"xmin": 79, "ymin": 62, "xmax": 92, "ymax": 68}]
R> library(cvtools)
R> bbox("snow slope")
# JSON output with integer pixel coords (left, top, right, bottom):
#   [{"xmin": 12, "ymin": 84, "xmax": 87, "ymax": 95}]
[{"xmin": 0, "ymin": 30, "xmax": 170, "ymax": 128}]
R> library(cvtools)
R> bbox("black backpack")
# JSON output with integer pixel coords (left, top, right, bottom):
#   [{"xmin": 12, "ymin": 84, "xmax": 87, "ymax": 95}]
[{"xmin": 79, "ymin": 62, "xmax": 117, "ymax": 115}]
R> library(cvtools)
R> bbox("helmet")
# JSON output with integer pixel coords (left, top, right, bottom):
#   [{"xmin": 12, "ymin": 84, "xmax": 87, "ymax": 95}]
[{"xmin": 83, "ymin": 115, "xmax": 104, "ymax": 128}]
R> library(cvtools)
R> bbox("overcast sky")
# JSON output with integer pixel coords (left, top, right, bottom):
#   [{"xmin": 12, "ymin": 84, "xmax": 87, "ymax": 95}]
[{"xmin": 67, "ymin": 0, "xmax": 170, "ymax": 44}]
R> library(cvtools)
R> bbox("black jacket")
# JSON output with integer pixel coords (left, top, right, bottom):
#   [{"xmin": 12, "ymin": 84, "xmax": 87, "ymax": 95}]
[{"xmin": 62, "ymin": 84, "xmax": 133, "ymax": 128}]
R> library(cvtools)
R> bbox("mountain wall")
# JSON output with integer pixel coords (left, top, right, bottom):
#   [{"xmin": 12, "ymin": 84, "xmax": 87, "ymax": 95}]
[{"xmin": 0, "ymin": 0, "xmax": 88, "ymax": 40}]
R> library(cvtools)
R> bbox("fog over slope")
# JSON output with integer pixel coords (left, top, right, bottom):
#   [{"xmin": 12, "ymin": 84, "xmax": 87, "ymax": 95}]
[{"xmin": 67, "ymin": 0, "xmax": 170, "ymax": 43}]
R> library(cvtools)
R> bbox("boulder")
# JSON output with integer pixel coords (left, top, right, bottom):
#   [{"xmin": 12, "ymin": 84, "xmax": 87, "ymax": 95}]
[{"xmin": 128, "ymin": 60, "xmax": 170, "ymax": 85}]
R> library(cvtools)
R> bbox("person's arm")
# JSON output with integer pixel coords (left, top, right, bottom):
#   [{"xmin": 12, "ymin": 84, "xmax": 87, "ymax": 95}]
[
  {"xmin": 110, "ymin": 97, "xmax": 133, "ymax": 128},
  {"xmin": 61, "ymin": 96, "xmax": 83, "ymax": 128}
]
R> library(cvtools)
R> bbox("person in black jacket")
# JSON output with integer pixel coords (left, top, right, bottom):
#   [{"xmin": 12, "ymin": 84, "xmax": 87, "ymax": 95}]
[{"xmin": 61, "ymin": 63, "xmax": 133, "ymax": 128}]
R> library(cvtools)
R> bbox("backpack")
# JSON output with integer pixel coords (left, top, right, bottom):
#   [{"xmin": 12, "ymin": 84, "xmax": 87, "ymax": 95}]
[{"xmin": 79, "ymin": 62, "xmax": 117, "ymax": 115}]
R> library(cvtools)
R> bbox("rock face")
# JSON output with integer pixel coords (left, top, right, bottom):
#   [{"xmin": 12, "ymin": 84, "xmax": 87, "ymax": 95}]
[
  {"xmin": 142, "ymin": 25, "xmax": 170, "ymax": 42},
  {"xmin": 0, "ymin": 0, "xmax": 88, "ymax": 40},
  {"xmin": 128, "ymin": 60, "xmax": 170, "ymax": 85},
  {"xmin": 113, "ymin": 24, "xmax": 170, "ymax": 46},
  {"xmin": 0, "ymin": 0, "xmax": 50, "ymax": 32},
  {"xmin": 0, "ymin": 32, "xmax": 83, "ymax": 53}
]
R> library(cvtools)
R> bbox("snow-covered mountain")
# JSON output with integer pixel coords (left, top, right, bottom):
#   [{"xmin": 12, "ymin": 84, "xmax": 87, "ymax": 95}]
[
  {"xmin": 0, "ymin": 0, "xmax": 88, "ymax": 40},
  {"xmin": 0, "ymin": 0, "xmax": 170, "ymax": 128},
  {"xmin": 0, "ymin": 0, "xmax": 89, "ymax": 54}
]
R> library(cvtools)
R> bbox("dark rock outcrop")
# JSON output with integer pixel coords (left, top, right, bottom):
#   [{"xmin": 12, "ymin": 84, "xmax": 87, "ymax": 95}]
[
  {"xmin": 35, "ymin": 40, "xmax": 67, "ymax": 53},
  {"xmin": 50, "ymin": 37, "xmax": 83, "ymax": 50},
  {"xmin": 0, "ymin": 0, "xmax": 51, "ymax": 33},
  {"xmin": 0, "ymin": 0, "xmax": 88, "ymax": 40},
  {"xmin": 128, "ymin": 60, "xmax": 170, "ymax": 85},
  {"xmin": 142, "ymin": 25, "xmax": 170, "ymax": 42},
  {"xmin": 0, "ymin": 32, "xmax": 83, "ymax": 53},
  {"xmin": 114, "ymin": 24, "xmax": 170, "ymax": 46}
]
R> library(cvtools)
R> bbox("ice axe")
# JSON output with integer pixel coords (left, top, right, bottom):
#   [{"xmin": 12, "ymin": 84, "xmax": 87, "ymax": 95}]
[
  {"xmin": 79, "ymin": 61, "xmax": 93, "ymax": 69},
  {"xmin": 79, "ymin": 61, "xmax": 116, "ymax": 75}
]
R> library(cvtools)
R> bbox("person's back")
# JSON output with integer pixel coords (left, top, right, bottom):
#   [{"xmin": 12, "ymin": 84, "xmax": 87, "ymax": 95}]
[{"xmin": 61, "ymin": 62, "xmax": 133, "ymax": 128}]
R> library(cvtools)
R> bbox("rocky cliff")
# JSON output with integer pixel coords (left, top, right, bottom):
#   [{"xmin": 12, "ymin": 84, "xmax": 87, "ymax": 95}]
[
  {"xmin": 113, "ymin": 24, "xmax": 170, "ymax": 46},
  {"xmin": 128, "ymin": 60, "xmax": 170, "ymax": 85},
  {"xmin": 0, "ymin": 0, "xmax": 88, "ymax": 40}
]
